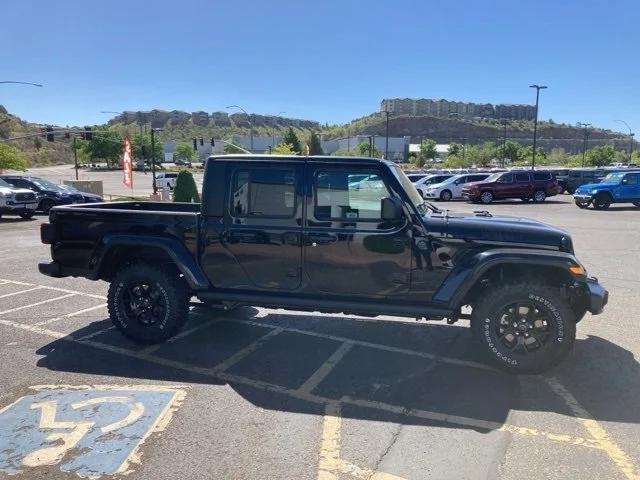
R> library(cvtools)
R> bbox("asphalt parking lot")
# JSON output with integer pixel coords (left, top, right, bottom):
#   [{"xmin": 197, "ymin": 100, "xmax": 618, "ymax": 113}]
[{"xmin": 0, "ymin": 195, "xmax": 639, "ymax": 480}]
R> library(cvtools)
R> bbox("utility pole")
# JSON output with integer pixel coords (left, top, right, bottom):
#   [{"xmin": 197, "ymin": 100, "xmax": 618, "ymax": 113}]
[
  {"xmin": 501, "ymin": 120, "xmax": 508, "ymax": 168},
  {"xmin": 73, "ymin": 136, "xmax": 79, "ymax": 180},
  {"xmin": 369, "ymin": 135, "xmax": 374, "ymax": 157},
  {"xmin": 150, "ymin": 128, "xmax": 161, "ymax": 195},
  {"xmin": 614, "ymin": 120, "xmax": 635, "ymax": 163},
  {"xmin": 529, "ymin": 84, "xmax": 547, "ymax": 170},
  {"xmin": 384, "ymin": 110, "xmax": 390, "ymax": 160},
  {"xmin": 578, "ymin": 122, "xmax": 591, "ymax": 167},
  {"xmin": 227, "ymin": 105, "xmax": 253, "ymax": 152}
]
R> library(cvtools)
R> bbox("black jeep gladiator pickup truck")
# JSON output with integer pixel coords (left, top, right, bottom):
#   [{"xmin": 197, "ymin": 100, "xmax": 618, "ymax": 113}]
[{"xmin": 39, "ymin": 155, "xmax": 608, "ymax": 373}]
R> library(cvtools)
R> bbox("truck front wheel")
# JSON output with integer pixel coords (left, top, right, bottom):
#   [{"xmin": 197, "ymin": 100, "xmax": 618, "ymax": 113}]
[
  {"xmin": 470, "ymin": 283, "xmax": 576, "ymax": 374},
  {"xmin": 108, "ymin": 262, "xmax": 189, "ymax": 344}
]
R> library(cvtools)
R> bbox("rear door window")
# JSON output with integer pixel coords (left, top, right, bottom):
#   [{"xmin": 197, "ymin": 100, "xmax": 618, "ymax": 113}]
[
  {"xmin": 533, "ymin": 172, "xmax": 551, "ymax": 181},
  {"xmin": 515, "ymin": 173, "xmax": 530, "ymax": 182},
  {"xmin": 231, "ymin": 168, "xmax": 296, "ymax": 218},
  {"xmin": 498, "ymin": 173, "xmax": 513, "ymax": 183}
]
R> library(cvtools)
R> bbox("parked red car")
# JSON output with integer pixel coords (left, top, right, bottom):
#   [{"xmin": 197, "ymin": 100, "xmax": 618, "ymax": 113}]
[{"xmin": 462, "ymin": 170, "xmax": 560, "ymax": 204}]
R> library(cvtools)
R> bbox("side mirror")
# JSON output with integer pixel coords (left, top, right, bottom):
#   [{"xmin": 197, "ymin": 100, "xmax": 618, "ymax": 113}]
[{"xmin": 381, "ymin": 197, "xmax": 403, "ymax": 221}]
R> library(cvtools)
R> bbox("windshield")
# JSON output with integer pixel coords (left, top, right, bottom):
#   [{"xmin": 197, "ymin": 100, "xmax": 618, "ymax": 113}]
[
  {"xmin": 32, "ymin": 178, "xmax": 63, "ymax": 190},
  {"xmin": 483, "ymin": 173, "xmax": 502, "ymax": 182},
  {"xmin": 602, "ymin": 172, "xmax": 625, "ymax": 183},
  {"xmin": 60, "ymin": 184, "xmax": 79, "ymax": 192},
  {"xmin": 390, "ymin": 164, "xmax": 440, "ymax": 214},
  {"xmin": 0, "ymin": 178, "xmax": 12, "ymax": 188}
]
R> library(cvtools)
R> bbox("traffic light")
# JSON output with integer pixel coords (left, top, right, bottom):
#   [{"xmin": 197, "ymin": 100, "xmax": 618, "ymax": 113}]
[
  {"xmin": 193, "ymin": 138, "xmax": 197, "ymax": 150},
  {"xmin": 84, "ymin": 126, "xmax": 92, "ymax": 141},
  {"xmin": 46, "ymin": 126, "xmax": 54, "ymax": 142},
  {"xmin": 199, "ymin": 138, "xmax": 204, "ymax": 146},
  {"xmin": 210, "ymin": 137, "xmax": 215, "ymax": 146}
]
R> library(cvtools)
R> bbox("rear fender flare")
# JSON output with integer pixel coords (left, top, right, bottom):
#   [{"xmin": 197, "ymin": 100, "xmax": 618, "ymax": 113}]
[{"xmin": 95, "ymin": 234, "xmax": 209, "ymax": 290}]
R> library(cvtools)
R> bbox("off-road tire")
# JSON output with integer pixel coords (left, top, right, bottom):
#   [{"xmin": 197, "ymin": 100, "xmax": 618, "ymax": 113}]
[
  {"xmin": 107, "ymin": 262, "xmax": 190, "ymax": 344},
  {"xmin": 575, "ymin": 201, "xmax": 588, "ymax": 209},
  {"xmin": 633, "ymin": 201, "xmax": 640, "ymax": 208},
  {"xmin": 440, "ymin": 189, "xmax": 452, "ymax": 201},
  {"xmin": 593, "ymin": 193, "xmax": 611, "ymax": 210},
  {"xmin": 471, "ymin": 283, "xmax": 576, "ymax": 374}
]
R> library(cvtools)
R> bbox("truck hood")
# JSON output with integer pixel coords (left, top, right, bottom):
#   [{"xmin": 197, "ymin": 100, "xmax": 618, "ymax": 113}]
[
  {"xmin": 422, "ymin": 212, "xmax": 573, "ymax": 252},
  {"xmin": 575, "ymin": 182, "xmax": 617, "ymax": 192},
  {"xmin": 0, "ymin": 186, "xmax": 35, "ymax": 195}
]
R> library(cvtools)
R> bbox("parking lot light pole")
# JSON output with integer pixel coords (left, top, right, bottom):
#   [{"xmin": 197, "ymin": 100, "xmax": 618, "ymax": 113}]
[
  {"xmin": 227, "ymin": 105, "xmax": 253, "ymax": 152},
  {"xmin": 151, "ymin": 128, "xmax": 162, "ymax": 195},
  {"xmin": 578, "ymin": 122, "xmax": 591, "ymax": 167},
  {"xmin": 529, "ymin": 84, "xmax": 547, "ymax": 170},
  {"xmin": 384, "ymin": 110, "xmax": 391, "ymax": 160},
  {"xmin": 501, "ymin": 120, "xmax": 508, "ymax": 168},
  {"xmin": 614, "ymin": 120, "xmax": 635, "ymax": 162}
]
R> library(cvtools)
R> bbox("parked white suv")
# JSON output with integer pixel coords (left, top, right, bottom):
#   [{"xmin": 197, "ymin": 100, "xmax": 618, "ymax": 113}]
[
  {"xmin": 0, "ymin": 178, "xmax": 39, "ymax": 219},
  {"xmin": 423, "ymin": 173, "xmax": 490, "ymax": 201},
  {"xmin": 156, "ymin": 172, "xmax": 179, "ymax": 189}
]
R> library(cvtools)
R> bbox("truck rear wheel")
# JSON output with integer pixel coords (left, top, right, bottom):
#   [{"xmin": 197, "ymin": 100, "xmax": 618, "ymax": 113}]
[
  {"xmin": 470, "ymin": 283, "xmax": 576, "ymax": 374},
  {"xmin": 107, "ymin": 262, "xmax": 189, "ymax": 344}
]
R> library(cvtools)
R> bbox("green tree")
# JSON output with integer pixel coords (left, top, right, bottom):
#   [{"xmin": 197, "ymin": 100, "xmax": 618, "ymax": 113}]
[
  {"xmin": 419, "ymin": 138, "xmax": 437, "ymax": 162},
  {"xmin": 412, "ymin": 155, "xmax": 426, "ymax": 168},
  {"xmin": 0, "ymin": 143, "xmax": 28, "ymax": 171},
  {"xmin": 132, "ymin": 132, "xmax": 163, "ymax": 163},
  {"xmin": 357, "ymin": 141, "xmax": 381, "ymax": 157},
  {"xmin": 273, "ymin": 143, "xmax": 297, "ymax": 154},
  {"xmin": 547, "ymin": 147, "xmax": 570, "ymax": 166},
  {"xmin": 172, "ymin": 170, "xmax": 200, "ymax": 203},
  {"xmin": 307, "ymin": 131, "xmax": 324, "ymax": 155},
  {"xmin": 175, "ymin": 142, "xmax": 195, "ymax": 161},
  {"xmin": 283, "ymin": 127, "xmax": 301, "ymax": 153},
  {"xmin": 447, "ymin": 142, "xmax": 463, "ymax": 157},
  {"xmin": 498, "ymin": 140, "xmax": 524, "ymax": 164},
  {"xmin": 78, "ymin": 127, "xmax": 123, "ymax": 168},
  {"xmin": 586, "ymin": 144, "xmax": 615, "ymax": 167},
  {"xmin": 443, "ymin": 154, "xmax": 471, "ymax": 168},
  {"xmin": 520, "ymin": 146, "xmax": 547, "ymax": 165},
  {"xmin": 473, "ymin": 141, "xmax": 497, "ymax": 167}
]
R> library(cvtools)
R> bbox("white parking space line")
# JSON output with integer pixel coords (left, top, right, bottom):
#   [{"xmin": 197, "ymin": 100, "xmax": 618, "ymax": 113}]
[
  {"xmin": 0, "ymin": 293, "xmax": 76, "ymax": 316},
  {"xmin": 0, "ymin": 286, "xmax": 46, "ymax": 299},
  {"xmin": 299, "ymin": 342, "xmax": 354, "ymax": 394},
  {"xmin": 0, "ymin": 278, "xmax": 106, "ymax": 300},
  {"xmin": 210, "ymin": 327, "xmax": 284, "ymax": 373},
  {"xmin": 0, "ymin": 314, "xmax": 628, "ymax": 458},
  {"xmin": 0, "ymin": 278, "xmax": 33, "ymax": 286},
  {"xmin": 75, "ymin": 326, "xmax": 115, "ymax": 341},
  {"xmin": 33, "ymin": 303, "xmax": 108, "ymax": 327},
  {"xmin": 140, "ymin": 316, "xmax": 224, "ymax": 355},
  {"xmin": 232, "ymin": 318, "xmax": 494, "ymax": 372}
]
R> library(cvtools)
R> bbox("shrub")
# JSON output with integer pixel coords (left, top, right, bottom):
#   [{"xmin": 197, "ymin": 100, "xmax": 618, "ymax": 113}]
[{"xmin": 172, "ymin": 170, "xmax": 200, "ymax": 203}]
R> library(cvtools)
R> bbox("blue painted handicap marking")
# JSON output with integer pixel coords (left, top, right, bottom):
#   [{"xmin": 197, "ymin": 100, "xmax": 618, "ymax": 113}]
[{"xmin": 0, "ymin": 385, "xmax": 185, "ymax": 478}]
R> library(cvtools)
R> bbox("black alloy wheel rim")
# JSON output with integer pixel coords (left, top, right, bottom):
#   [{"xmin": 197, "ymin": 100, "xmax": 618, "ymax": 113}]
[
  {"xmin": 123, "ymin": 282, "xmax": 166, "ymax": 326},
  {"xmin": 494, "ymin": 302, "xmax": 553, "ymax": 354}
]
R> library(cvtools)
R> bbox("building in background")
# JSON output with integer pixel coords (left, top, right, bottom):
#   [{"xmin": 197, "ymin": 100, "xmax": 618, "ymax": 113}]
[{"xmin": 380, "ymin": 98, "xmax": 535, "ymax": 120}]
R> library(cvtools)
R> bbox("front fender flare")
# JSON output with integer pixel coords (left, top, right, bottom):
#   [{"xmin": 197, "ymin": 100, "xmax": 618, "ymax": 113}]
[
  {"xmin": 433, "ymin": 248, "xmax": 581, "ymax": 309},
  {"xmin": 95, "ymin": 234, "xmax": 210, "ymax": 290}
]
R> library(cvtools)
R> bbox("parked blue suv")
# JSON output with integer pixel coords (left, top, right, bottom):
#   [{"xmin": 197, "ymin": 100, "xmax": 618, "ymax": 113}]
[{"xmin": 573, "ymin": 170, "xmax": 640, "ymax": 210}]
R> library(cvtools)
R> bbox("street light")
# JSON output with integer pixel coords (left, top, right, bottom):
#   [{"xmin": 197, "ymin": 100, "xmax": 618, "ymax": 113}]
[
  {"xmin": 383, "ymin": 110, "xmax": 391, "ymax": 159},
  {"xmin": 0, "ymin": 81, "xmax": 43, "ymax": 87},
  {"xmin": 226, "ymin": 105, "xmax": 253, "ymax": 152},
  {"xmin": 614, "ymin": 119, "xmax": 635, "ymax": 162},
  {"xmin": 577, "ymin": 122, "xmax": 591, "ymax": 167},
  {"xmin": 271, "ymin": 111, "xmax": 286, "ymax": 148},
  {"xmin": 500, "ymin": 119, "xmax": 508, "ymax": 168},
  {"xmin": 529, "ymin": 84, "xmax": 547, "ymax": 170}
]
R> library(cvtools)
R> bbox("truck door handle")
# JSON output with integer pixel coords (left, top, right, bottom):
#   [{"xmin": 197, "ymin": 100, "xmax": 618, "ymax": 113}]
[{"xmin": 306, "ymin": 233, "xmax": 337, "ymax": 245}]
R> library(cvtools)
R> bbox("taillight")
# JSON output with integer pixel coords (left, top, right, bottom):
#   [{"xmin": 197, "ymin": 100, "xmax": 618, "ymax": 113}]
[{"xmin": 40, "ymin": 222, "xmax": 57, "ymax": 245}]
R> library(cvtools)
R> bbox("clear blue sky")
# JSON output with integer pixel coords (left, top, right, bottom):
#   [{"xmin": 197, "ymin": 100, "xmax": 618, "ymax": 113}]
[{"xmin": 1, "ymin": 0, "xmax": 638, "ymax": 133}]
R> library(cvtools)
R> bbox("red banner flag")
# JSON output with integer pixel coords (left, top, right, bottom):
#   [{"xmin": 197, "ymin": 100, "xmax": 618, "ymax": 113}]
[{"xmin": 122, "ymin": 136, "xmax": 133, "ymax": 188}]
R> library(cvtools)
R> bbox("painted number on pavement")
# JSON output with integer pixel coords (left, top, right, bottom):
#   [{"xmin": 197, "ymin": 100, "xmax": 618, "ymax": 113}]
[{"xmin": 0, "ymin": 385, "xmax": 185, "ymax": 477}]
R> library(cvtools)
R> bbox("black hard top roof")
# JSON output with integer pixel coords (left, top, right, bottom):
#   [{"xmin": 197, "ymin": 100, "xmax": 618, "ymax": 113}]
[{"xmin": 207, "ymin": 154, "xmax": 393, "ymax": 166}]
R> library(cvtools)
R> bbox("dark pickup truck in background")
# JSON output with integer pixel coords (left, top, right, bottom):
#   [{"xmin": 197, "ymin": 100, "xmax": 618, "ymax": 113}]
[{"xmin": 39, "ymin": 155, "xmax": 608, "ymax": 373}]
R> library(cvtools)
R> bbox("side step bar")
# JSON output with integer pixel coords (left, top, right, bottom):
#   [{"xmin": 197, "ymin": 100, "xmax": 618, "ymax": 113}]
[{"xmin": 198, "ymin": 290, "xmax": 453, "ymax": 319}]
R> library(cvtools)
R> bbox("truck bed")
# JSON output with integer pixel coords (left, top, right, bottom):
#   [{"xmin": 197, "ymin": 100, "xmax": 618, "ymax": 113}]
[{"xmin": 45, "ymin": 201, "xmax": 201, "ymax": 277}]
